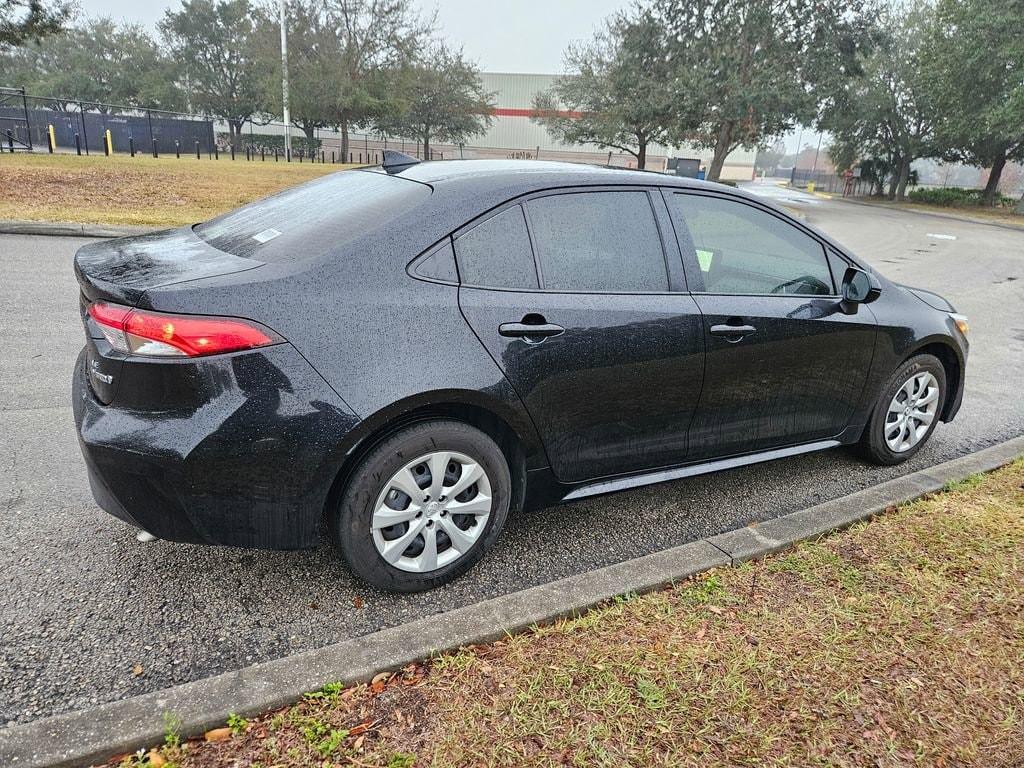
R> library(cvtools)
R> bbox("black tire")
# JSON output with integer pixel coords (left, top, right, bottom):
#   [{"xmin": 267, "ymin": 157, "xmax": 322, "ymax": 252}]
[
  {"xmin": 857, "ymin": 354, "xmax": 946, "ymax": 466},
  {"xmin": 333, "ymin": 419, "xmax": 511, "ymax": 592}
]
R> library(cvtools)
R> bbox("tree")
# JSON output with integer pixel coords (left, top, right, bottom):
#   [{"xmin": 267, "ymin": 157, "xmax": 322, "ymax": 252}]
[
  {"xmin": 922, "ymin": 0, "xmax": 1024, "ymax": 205},
  {"xmin": 819, "ymin": 5, "xmax": 939, "ymax": 201},
  {"xmin": 160, "ymin": 0, "xmax": 268, "ymax": 147},
  {"xmin": 1, "ymin": 0, "xmax": 69, "ymax": 50},
  {"xmin": 254, "ymin": 0, "xmax": 340, "ymax": 141},
  {"xmin": 0, "ymin": 19, "xmax": 183, "ymax": 110},
  {"xmin": 532, "ymin": 12, "xmax": 681, "ymax": 170},
  {"xmin": 374, "ymin": 43, "xmax": 493, "ymax": 159},
  {"xmin": 319, "ymin": 0, "xmax": 433, "ymax": 159},
  {"xmin": 650, "ymin": 0, "xmax": 874, "ymax": 181}
]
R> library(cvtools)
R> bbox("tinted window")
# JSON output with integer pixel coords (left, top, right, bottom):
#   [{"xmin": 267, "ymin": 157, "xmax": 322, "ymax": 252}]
[
  {"xmin": 527, "ymin": 191, "xmax": 668, "ymax": 292},
  {"xmin": 454, "ymin": 205, "xmax": 538, "ymax": 289},
  {"xmin": 669, "ymin": 194, "xmax": 834, "ymax": 295},
  {"xmin": 412, "ymin": 241, "xmax": 458, "ymax": 283},
  {"xmin": 196, "ymin": 170, "xmax": 430, "ymax": 261}
]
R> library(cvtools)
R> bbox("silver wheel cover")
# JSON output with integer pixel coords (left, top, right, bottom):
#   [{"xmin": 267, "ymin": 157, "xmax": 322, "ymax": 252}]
[
  {"xmin": 371, "ymin": 450, "xmax": 492, "ymax": 573},
  {"xmin": 884, "ymin": 371, "xmax": 940, "ymax": 453}
]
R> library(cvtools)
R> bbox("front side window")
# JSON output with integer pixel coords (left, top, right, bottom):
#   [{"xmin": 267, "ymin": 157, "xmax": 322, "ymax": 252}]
[
  {"xmin": 669, "ymin": 193, "xmax": 834, "ymax": 295},
  {"xmin": 454, "ymin": 205, "xmax": 538, "ymax": 289},
  {"xmin": 527, "ymin": 191, "xmax": 669, "ymax": 292}
]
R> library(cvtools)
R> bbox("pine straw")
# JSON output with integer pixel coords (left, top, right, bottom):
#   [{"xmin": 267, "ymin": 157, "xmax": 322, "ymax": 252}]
[
  {"xmin": 111, "ymin": 459, "xmax": 1024, "ymax": 768},
  {"xmin": 0, "ymin": 153, "xmax": 353, "ymax": 227}
]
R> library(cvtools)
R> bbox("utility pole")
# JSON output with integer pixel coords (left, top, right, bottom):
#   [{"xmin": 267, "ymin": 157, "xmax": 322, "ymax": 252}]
[
  {"xmin": 811, "ymin": 131, "xmax": 823, "ymax": 174},
  {"xmin": 279, "ymin": 0, "xmax": 291, "ymax": 159}
]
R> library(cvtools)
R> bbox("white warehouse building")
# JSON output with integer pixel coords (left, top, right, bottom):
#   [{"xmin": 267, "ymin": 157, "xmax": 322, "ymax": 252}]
[{"xmin": 455, "ymin": 72, "xmax": 756, "ymax": 180}]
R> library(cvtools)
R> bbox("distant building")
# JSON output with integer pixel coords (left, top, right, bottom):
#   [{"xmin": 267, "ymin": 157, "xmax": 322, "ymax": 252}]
[{"xmin": 451, "ymin": 72, "xmax": 756, "ymax": 180}]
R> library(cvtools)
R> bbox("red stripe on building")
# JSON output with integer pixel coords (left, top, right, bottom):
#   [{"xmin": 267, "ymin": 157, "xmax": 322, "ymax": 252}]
[{"xmin": 492, "ymin": 107, "xmax": 584, "ymax": 119}]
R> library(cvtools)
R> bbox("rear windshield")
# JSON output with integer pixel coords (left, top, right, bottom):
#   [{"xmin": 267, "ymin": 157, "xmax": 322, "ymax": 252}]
[{"xmin": 195, "ymin": 169, "xmax": 431, "ymax": 260}]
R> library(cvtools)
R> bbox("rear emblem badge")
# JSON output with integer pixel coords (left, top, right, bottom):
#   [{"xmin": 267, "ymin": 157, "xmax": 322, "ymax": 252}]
[{"xmin": 90, "ymin": 359, "xmax": 114, "ymax": 385}]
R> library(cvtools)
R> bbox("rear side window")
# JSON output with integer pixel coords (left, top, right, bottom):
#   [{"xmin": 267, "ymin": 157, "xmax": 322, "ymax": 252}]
[
  {"xmin": 196, "ymin": 170, "xmax": 430, "ymax": 261},
  {"xmin": 668, "ymin": 193, "xmax": 834, "ymax": 295},
  {"xmin": 454, "ymin": 205, "xmax": 539, "ymax": 289},
  {"xmin": 526, "ymin": 191, "xmax": 668, "ymax": 292}
]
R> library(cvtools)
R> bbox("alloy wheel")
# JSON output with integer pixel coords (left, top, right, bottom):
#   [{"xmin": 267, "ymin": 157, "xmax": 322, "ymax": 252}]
[
  {"xmin": 370, "ymin": 451, "xmax": 492, "ymax": 573},
  {"xmin": 884, "ymin": 371, "xmax": 940, "ymax": 453}
]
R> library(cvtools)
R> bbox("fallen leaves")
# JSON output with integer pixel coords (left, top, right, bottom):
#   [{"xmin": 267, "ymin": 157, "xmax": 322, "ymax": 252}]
[
  {"xmin": 370, "ymin": 672, "xmax": 389, "ymax": 693},
  {"xmin": 203, "ymin": 727, "xmax": 232, "ymax": 742}
]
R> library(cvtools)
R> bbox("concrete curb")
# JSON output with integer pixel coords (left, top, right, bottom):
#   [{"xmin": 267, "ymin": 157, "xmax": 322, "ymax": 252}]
[
  {"xmin": 2, "ymin": 436, "xmax": 1022, "ymax": 768},
  {"xmin": 0, "ymin": 220, "xmax": 160, "ymax": 238}
]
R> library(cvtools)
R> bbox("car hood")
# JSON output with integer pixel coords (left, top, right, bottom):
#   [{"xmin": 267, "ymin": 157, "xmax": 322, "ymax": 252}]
[{"xmin": 897, "ymin": 283, "xmax": 956, "ymax": 313}]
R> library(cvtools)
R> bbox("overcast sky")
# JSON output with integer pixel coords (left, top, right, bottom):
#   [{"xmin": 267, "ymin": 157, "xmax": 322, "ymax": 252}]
[{"xmin": 71, "ymin": 0, "xmax": 625, "ymax": 74}]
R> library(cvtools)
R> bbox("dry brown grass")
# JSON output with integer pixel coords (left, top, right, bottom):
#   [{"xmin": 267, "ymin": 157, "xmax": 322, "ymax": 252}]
[
  {"xmin": 0, "ymin": 153, "xmax": 356, "ymax": 227},
  {"xmin": 110, "ymin": 459, "xmax": 1024, "ymax": 768}
]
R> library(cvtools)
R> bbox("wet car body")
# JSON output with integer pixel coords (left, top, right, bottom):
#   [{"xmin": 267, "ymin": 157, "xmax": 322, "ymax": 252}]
[{"xmin": 73, "ymin": 159, "xmax": 967, "ymax": 553}]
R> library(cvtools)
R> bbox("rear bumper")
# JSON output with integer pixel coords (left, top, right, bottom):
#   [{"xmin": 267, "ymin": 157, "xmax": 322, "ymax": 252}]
[{"xmin": 72, "ymin": 344, "xmax": 360, "ymax": 549}]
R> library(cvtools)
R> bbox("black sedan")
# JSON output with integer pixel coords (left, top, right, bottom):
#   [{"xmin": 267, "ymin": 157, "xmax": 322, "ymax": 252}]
[{"xmin": 73, "ymin": 154, "xmax": 968, "ymax": 592}]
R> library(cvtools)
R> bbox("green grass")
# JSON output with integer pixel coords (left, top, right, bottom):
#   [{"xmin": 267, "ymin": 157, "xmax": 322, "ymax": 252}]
[
  {"xmin": 118, "ymin": 458, "xmax": 1024, "ymax": 768},
  {"xmin": 0, "ymin": 152, "xmax": 356, "ymax": 227}
]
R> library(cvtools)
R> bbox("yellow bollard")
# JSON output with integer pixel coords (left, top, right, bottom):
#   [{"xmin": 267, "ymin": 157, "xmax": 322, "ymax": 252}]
[
  {"xmin": 104, "ymin": 129, "xmax": 113, "ymax": 156},
  {"xmin": 807, "ymin": 181, "xmax": 815, "ymax": 193},
  {"xmin": 47, "ymin": 124, "xmax": 56, "ymax": 153}
]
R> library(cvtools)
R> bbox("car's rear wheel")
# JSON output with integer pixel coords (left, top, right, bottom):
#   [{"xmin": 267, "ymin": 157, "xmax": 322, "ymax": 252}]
[
  {"xmin": 333, "ymin": 420, "xmax": 511, "ymax": 592},
  {"xmin": 858, "ymin": 354, "xmax": 946, "ymax": 465}
]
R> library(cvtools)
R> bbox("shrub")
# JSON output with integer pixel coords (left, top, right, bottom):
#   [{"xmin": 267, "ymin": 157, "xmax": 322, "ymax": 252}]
[
  {"xmin": 216, "ymin": 132, "xmax": 321, "ymax": 155},
  {"xmin": 907, "ymin": 187, "xmax": 1014, "ymax": 208}
]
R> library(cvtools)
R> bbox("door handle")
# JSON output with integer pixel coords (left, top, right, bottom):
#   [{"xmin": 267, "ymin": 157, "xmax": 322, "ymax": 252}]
[
  {"xmin": 499, "ymin": 320, "xmax": 565, "ymax": 340},
  {"xmin": 710, "ymin": 323, "xmax": 757, "ymax": 341}
]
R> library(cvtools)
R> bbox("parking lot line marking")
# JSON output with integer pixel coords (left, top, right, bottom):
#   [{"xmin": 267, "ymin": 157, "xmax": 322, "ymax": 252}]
[{"xmin": 927, "ymin": 233, "xmax": 957, "ymax": 240}]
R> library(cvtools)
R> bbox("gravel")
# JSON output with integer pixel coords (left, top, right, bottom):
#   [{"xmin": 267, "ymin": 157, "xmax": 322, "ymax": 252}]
[{"xmin": 1, "ymin": 194, "xmax": 1022, "ymax": 726}]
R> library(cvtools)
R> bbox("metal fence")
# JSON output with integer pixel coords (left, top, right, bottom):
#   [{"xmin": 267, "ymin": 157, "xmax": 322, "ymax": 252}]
[
  {"xmin": 1, "ymin": 85, "xmax": 659, "ymax": 168},
  {"xmin": 0, "ymin": 87, "xmax": 453, "ymax": 162},
  {"xmin": 790, "ymin": 167, "xmax": 868, "ymax": 196}
]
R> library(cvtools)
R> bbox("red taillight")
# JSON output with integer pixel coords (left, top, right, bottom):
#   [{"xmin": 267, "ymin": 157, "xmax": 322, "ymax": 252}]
[{"xmin": 88, "ymin": 301, "xmax": 280, "ymax": 358}]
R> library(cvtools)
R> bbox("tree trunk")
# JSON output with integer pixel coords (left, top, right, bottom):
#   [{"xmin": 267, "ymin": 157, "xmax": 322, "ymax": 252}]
[
  {"xmin": 340, "ymin": 117, "xmax": 349, "ymax": 161},
  {"xmin": 423, "ymin": 129, "xmax": 431, "ymax": 161},
  {"xmin": 303, "ymin": 124, "xmax": 316, "ymax": 141},
  {"xmin": 1016, "ymin": 192, "xmax": 1024, "ymax": 215},
  {"xmin": 636, "ymin": 137, "xmax": 647, "ymax": 170},
  {"xmin": 229, "ymin": 120, "xmax": 243, "ymax": 150},
  {"xmin": 886, "ymin": 157, "xmax": 901, "ymax": 200},
  {"xmin": 895, "ymin": 157, "xmax": 912, "ymax": 201},
  {"xmin": 707, "ymin": 121, "xmax": 734, "ymax": 182},
  {"xmin": 982, "ymin": 150, "xmax": 1007, "ymax": 206}
]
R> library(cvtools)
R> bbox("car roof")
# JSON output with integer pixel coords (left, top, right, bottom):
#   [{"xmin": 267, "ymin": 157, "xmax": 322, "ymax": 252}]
[{"xmin": 383, "ymin": 158, "xmax": 713, "ymax": 191}]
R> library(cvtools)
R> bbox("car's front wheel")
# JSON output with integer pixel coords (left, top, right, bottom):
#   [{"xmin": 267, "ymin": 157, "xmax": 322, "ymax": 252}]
[
  {"xmin": 333, "ymin": 419, "xmax": 511, "ymax": 592},
  {"xmin": 858, "ymin": 354, "xmax": 946, "ymax": 465}
]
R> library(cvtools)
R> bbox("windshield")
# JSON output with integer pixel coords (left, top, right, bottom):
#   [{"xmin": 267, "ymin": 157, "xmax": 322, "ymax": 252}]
[{"xmin": 196, "ymin": 169, "xmax": 431, "ymax": 260}]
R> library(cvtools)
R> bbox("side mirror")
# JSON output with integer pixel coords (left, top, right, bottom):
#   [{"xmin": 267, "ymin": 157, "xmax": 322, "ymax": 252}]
[{"xmin": 841, "ymin": 267, "xmax": 881, "ymax": 313}]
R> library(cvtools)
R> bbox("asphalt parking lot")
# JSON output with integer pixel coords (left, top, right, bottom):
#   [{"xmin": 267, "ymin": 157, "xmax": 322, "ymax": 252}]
[{"xmin": 2, "ymin": 187, "xmax": 1023, "ymax": 727}]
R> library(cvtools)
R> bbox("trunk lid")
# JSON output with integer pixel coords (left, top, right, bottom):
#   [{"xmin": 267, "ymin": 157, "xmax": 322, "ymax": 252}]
[{"xmin": 74, "ymin": 226, "xmax": 263, "ymax": 306}]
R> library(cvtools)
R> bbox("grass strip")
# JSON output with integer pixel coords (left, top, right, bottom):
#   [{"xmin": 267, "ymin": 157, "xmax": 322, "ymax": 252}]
[{"xmin": 0, "ymin": 153, "xmax": 352, "ymax": 227}]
